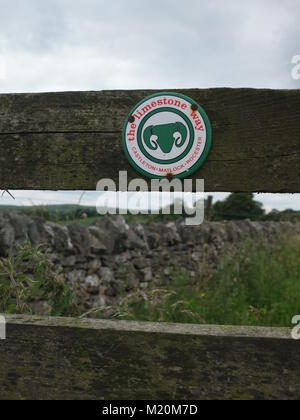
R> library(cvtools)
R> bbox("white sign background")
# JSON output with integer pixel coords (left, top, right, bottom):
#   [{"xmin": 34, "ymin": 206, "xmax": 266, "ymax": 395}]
[{"xmin": 123, "ymin": 93, "xmax": 211, "ymax": 179}]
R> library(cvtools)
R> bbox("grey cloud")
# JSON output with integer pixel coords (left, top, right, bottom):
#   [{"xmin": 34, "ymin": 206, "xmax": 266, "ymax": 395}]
[
  {"xmin": 0, "ymin": 191, "xmax": 299, "ymax": 212},
  {"xmin": 0, "ymin": 0, "xmax": 299, "ymax": 211},
  {"xmin": 0, "ymin": 0, "xmax": 300, "ymax": 91},
  {"xmin": 0, "ymin": 0, "xmax": 66, "ymax": 52}
]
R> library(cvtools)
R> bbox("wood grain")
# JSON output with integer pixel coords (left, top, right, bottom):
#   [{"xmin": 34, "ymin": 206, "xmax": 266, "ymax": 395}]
[
  {"xmin": 0, "ymin": 316, "xmax": 299, "ymax": 400},
  {"xmin": 0, "ymin": 89, "xmax": 299, "ymax": 192}
]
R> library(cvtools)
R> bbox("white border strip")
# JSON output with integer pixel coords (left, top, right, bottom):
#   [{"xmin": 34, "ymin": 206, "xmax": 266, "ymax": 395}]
[{"xmin": 0, "ymin": 315, "xmax": 6, "ymax": 340}]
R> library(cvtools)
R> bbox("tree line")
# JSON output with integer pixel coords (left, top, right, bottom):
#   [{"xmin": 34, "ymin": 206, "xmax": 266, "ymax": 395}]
[{"xmin": 0, "ymin": 193, "xmax": 299, "ymax": 223}]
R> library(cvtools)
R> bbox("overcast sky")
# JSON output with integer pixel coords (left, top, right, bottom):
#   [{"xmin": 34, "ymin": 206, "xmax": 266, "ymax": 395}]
[{"xmin": 0, "ymin": 0, "xmax": 299, "ymax": 211}]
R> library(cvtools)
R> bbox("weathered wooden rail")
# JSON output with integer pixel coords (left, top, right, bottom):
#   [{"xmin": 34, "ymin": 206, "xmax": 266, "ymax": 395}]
[
  {"xmin": 0, "ymin": 89, "xmax": 300, "ymax": 192},
  {"xmin": 0, "ymin": 89, "xmax": 300, "ymax": 400},
  {"xmin": 0, "ymin": 316, "xmax": 299, "ymax": 400}
]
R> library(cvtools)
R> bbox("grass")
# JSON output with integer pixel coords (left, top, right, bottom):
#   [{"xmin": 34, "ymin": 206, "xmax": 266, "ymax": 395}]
[
  {"xmin": 1, "ymin": 234, "xmax": 299, "ymax": 328},
  {"xmin": 118, "ymin": 236, "xmax": 300, "ymax": 327},
  {"xmin": 58, "ymin": 216, "xmax": 100, "ymax": 227},
  {"xmin": 0, "ymin": 238, "xmax": 81, "ymax": 317}
]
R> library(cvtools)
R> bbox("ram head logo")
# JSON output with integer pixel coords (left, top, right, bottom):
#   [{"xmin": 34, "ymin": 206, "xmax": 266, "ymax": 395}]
[{"xmin": 143, "ymin": 122, "xmax": 188, "ymax": 154}]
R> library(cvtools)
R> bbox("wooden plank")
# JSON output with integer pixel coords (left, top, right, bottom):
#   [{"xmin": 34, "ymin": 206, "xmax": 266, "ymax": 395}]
[
  {"xmin": 0, "ymin": 316, "xmax": 299, "ymax": 400},
  {"xmin": 0, "ymin": 89, "xmax": 299, "ymax": 192}
]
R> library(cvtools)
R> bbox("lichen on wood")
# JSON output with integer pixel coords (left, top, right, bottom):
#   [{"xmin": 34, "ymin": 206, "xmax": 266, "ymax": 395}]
[
  {"xmin": 0, "ymin": 316, "xmax": 299, "ymax": 400},
  {"xmin": 0, "ymin": 89, "xmax": 299, "ymax": 192}
]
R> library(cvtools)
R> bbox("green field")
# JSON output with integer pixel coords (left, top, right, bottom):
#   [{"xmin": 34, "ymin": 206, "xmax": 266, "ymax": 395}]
[
  {"xmin": 119, "ymin": 236, "xmax": 300, "ymax": 327},
  {"xmin": 0, "ymin": 205, "xmax": 182, "ymax": 226}
]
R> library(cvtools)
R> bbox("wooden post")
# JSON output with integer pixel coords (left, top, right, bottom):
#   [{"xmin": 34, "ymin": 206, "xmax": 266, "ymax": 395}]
[
  {"xmin": 0, "ymin": 316, "xmax": 299, "ymax": 400},
  {"xmin": 0, "ymin": 89, "xmax": 299, "ymax": 192},
  {"xmin": 205, "ymin": 195, "xmax": 214, "ymax": 220}
]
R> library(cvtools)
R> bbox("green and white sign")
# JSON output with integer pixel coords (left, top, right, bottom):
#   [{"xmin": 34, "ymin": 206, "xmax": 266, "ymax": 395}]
[{"xmin": 123, "ymin": 92, "xmax": 212, "ymax": 179}]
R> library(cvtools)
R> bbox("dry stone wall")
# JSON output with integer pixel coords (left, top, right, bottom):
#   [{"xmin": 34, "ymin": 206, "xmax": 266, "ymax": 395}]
[{"xmin": 0, "ymin": 212, "xmax": 298, "ymax": 311}]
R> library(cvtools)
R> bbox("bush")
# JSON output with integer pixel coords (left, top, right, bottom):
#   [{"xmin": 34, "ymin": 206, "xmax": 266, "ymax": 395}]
[{"xmin": 213, "ymin": 193, "xmax": 265, "ymax": 221}]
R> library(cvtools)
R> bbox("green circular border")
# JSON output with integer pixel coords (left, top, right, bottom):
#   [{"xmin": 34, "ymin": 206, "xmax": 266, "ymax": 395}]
[
  {"xmin": 122, "ymin": 92, "xmax": 213, "ymax": 180},
  {"xmin": 137, "ymin": 107, "xmax": 194, "ymax": 165}
]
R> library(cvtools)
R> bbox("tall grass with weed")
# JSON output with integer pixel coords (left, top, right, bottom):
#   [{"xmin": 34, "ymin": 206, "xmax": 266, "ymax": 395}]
[
  {"xmin": 0, "ymin": 238, "xmax": 80, "ymax": 316},
  {"xmin": 119, "ymin": 236, "xmax": 300, "ymax": 327}
]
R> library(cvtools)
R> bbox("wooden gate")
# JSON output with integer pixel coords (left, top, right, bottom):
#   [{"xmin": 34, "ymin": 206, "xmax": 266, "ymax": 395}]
[{"xmin": 0, "ymin": 89, "xmax": 299, "ymax": 400}]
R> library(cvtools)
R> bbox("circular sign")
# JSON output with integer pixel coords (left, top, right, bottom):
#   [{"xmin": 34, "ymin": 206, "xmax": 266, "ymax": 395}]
[{"xmin": 122, "ymin": 92, "xmax": 212, "ymax": 179}]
